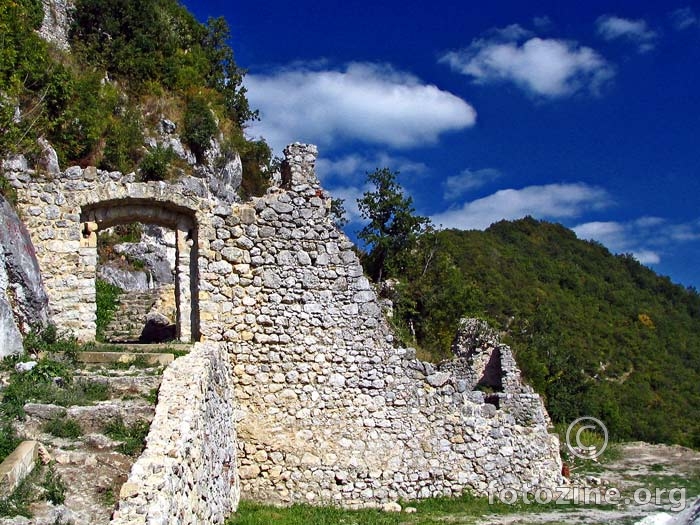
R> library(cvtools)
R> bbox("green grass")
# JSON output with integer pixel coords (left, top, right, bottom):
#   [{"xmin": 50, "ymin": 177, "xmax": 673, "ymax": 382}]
[
  {"xmin": 0, "ymin": 420, "xmax": 21, "ymax": 463},
  {"xmin": 0, "ymin": 462, "xmax": 67, "ymax": 518},
  {"xmin": 226, "ymin": 491, "xmax": 601, "ymax": 525},
  {"xmin": 43, "ymin": 416, "xmax": 83, "ymax": 439},
  {"xmin": 226, "ymin": 501, "xmax": 403, "ymax": 525},
  {"xmin": 95, "ymin": 279, "xmax": 123, "ymax": 342},
  {"xmin": 104, "ymin": 418, "xmax": 150, "ymax": 456},
  {"xmin": 1, "ymin": 372, "xmax": 110, "ymax": 419}
]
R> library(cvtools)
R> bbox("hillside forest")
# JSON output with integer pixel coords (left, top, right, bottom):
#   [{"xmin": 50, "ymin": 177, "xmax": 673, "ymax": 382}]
[
  {"xmin": 1, "ymin": 0, "xmax": 698, "ymax": 450},
  {"xmin": 356, "ymin": 169, "xmax": 700, "ymax": 449}
]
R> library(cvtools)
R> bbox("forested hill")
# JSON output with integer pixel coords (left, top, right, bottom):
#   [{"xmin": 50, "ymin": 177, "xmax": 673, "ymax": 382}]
[{"xmin": 393, "ymin": 217, "xmax": 700, "ymax": 447}]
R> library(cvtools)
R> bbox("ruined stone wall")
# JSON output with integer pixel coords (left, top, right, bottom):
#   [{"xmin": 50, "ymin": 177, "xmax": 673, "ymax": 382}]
[
  {"xmin": 110, "ymin": 342, "xmax": 240, "ymax": 525},
  {"xmin": 2, "ymin": 162, "xmax": 219, "ymax": 342},
  {"xmin": 213, "ymin": 144, "xmax": 563, "ymax": 506},
  {"xmin": 5, "ymin": 143, "xmax": 563, "ymax": 511}
]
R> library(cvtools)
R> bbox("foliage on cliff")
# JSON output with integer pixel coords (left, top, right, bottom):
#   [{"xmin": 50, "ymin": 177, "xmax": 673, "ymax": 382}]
[
  {"xmin": 0, "ymin": 0, "xmax": 272, "ymax": 195},
  {"xmin": 363, "ymin": 207, "xmax": 700, "ymax": 448}
]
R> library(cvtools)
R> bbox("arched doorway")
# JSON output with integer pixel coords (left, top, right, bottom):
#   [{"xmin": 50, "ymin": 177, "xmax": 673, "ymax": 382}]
[{"xmin": 80, "ymin": 199, "xmax": 199, "ymax": 343}]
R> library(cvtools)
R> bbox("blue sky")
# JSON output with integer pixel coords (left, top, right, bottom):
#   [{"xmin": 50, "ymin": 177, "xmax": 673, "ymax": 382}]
[{"xmin": 183, "ymin": 1, "xmax": 700, "ymax": 288}]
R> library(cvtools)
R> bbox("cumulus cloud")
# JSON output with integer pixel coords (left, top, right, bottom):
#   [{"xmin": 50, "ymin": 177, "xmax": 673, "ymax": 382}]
[
  {"xmin": 245, "ymin": 62, "xmax": 477, "ymax": 154},
  {"xmin": 596, "ymin": 15, "xmax": 658, "ymax": 52},
  {"xmin": 316, "ymin": 152, "xmax": 427, "ymax": 184},
  {"xmin": 443, "ymin": 168, "xmax": 502, "ymax": 200},
  {"xmin": 432, "ymin": 183, "xmax": 611, "ymax": 230},
  {"xmin": 440, "ymin": 26, "xmax": 614, "ymax": 98},
  {"xmin": 574, "ymin": 219, "xmax": 662, "ymax": 264},
  {"xmin": 325, "ymin": 184, "xmax": 370, "ymax": 223},
  {"xmin": 670, "ymin": 7, "xmax": 698, "ymax": 30},
  {"xmin": 573, "ymin": 217, "xmax": 700, "ymax": 266}
]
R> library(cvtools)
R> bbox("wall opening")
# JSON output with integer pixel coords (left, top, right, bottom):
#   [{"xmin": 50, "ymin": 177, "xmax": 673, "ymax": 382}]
[{"xmin": 80, "ymin": 199, "xmax": 199, "ymax": 343}]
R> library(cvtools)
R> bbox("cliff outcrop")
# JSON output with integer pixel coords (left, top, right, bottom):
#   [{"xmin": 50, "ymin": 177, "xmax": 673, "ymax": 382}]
[{"xmin": 0, "ymin": 191, "xmax": 49, "ymax": 357}]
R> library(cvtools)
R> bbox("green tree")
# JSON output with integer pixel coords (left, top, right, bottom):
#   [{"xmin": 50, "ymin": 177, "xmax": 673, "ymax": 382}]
[{"xmin": 357, "ymin": 168, "xmax": 430, "ymax": 282}]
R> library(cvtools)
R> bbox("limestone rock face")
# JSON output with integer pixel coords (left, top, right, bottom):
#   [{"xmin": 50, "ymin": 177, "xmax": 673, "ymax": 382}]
[
  {"xmin": 97, "ymin": 262, "xmax": 151, "ymax": 292},
  {"xmin": 0, "ymin": 196, "xmax": 49, "ymax": 357},
  {"xmin": 39, "ymin": 0, "xmax": 74, "ymax": 52}
]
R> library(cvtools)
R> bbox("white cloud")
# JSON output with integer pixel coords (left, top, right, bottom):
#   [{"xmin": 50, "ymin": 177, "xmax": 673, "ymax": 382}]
[
  {"xmin": 432, "ymin": 183, "xmax": 611, "ymax": 230},
  {"xmin": 440, "ymin": 27, "xmax": 614, "ymax": 98},
  {"xmin": 596, "ymin": 15, "xmax": 658, "ymax": 53},
  {"xmin": 316, "ymin": 152, "xmax": 427, "ymax": 184},
  {"xmin": 245, "ymin": 62, "xmax": 477, "ymax": 154},
  {"xmin": 573, "ymin": 216, "xmax": 700, "ymax": 266},
  {"xmin": 324, "ymin": 184, "xmax": 371, "ymax": 223},
  {"xmin": 443, "ymin": 168, "xmax": 502, "ymax": 200},
  {"xmin": 670, "ymin": 7, "xmax": 698, "ymax": 30}
]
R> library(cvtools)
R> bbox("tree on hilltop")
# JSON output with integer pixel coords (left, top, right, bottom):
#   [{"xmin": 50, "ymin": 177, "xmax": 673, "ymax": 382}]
[{"xmin": 357, "ymin": 168, "xmax": 430, "ymax": 282}]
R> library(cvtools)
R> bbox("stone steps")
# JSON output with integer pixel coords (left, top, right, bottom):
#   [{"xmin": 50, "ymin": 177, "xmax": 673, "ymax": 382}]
[
  {"xmin": 3, "ymin": 343, "xmax": 178, "ymax": 523},
  {"xmin": 102, "ymin": 289, "xmax": 160, "ymax": 343}
]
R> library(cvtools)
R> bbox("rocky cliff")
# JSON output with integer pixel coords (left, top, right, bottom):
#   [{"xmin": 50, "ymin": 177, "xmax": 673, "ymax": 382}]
[{"xmin": 0, "ymin": 194, "xmax": 49, "ymax": 357}]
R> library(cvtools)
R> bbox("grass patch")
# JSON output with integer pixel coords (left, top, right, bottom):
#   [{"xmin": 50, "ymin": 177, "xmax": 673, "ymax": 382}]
[
  {"xmin": 143, "ymin": 387, "xmax": 159, "ymax": 405},
  {"xmin": 226, "ymin": 501, "xmax": 403, "ymax": 525},
  {"xmin": 42, "ymin": 464, "xmax": 66, "ymax": 504},
  {"xmin": 631, "ymin": 473, "xmax": 700, "ymax": 496},
  {"xmin": 99, "ymin": 486, "xmax": 116, "ymax": 507},
  {"xmin": 1, "ymin": 372, "xmax": 110, "ymax": 419},
  {"xmin": 104, "ymin": 418, "xmax": 150, "ymax": 456},
  {"xmin": 0, "ymin": 420, "xmax": 21, "ymax": 463},
  {"xmin": 0, "ymin": 471, "xmax": 33, "ymax": 518},
  {"xmin": 43, "ymin": 416, "xmax": 83, "ymax": 439},
  {"xmin": 0, "ymin": 462, "xmax": 67, "ymax": 518},
  {"xmin": 96, "ymin": 279, "xmax": 123, "ymax": 342},
  {"xmin": 226, "ymin": 491, "xmax": 601, "ymax": 525}
]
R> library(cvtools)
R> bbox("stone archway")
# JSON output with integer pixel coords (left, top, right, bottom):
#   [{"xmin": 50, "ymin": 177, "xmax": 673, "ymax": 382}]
[{"xmin": 80, "ymin": 199, "xmax": 199, "ymax": 343}]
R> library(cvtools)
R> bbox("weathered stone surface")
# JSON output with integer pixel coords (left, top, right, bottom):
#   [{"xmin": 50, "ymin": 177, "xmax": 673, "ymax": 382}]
[
  {"xmin": 97, "ymin": 263, "xmax": 151, "ymax": 292},
  {"xmin": 0, "ymin": 196, "xmax": 49, "ymax": 357},
  {"xmin": 38, "ymin": 0, "xmax": 74, "ymax": 51},
  {"xmin": 110, "ymin": 342, "xmax": 239, "ymax": 525}
]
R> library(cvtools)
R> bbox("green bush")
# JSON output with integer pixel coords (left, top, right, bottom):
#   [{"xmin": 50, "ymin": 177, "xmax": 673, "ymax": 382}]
[
  {"xmin": 139, "ymin": 145, "xmax": 175, "ymax": 181},
  {"xmin": 43, "ymin": 416, "xmax": 83, "ymax": 439},
  {"xmin": 0, "ymin": 175, "xmax": 17, "ymax": 206},
  {"xmin": 0, "ymin": 420, "xmax": 21, "ymax": 463},
  {"xmin": 105, "ymin": 418, "xmax": 150, "ymax": 456},
  {"xmin": 100, "ymin": 109, "xmax": 144, "ymax": 173},
  {"xmin": 41, "ymin": 464, "xmax": 66, "ymax": 505},
  {"xmin": 183, "ymin": 94, "xmax": 217, "ymax": 161}
]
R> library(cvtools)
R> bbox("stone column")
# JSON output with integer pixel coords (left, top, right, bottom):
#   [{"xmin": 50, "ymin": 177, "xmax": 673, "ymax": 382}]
[
  {"xmin": 175, "ymin": 221, "xmax": 192, "ymax": 342},
  {"xmin": 74, "ymin": 221, "xmax": 98, "ymax": 341}
]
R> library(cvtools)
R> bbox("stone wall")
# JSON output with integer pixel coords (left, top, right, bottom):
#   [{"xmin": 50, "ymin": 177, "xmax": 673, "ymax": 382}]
[
  {"xmin": 2, "ymin": 161, "xmax": 218, "ymax": 343},
  {"xmin": 5, "ymin": 142, "xmax": 563, "ymax": 512},
  {"xmin": 212, "ymin": 144, "xmax": 563, "ymax": 505},
  {"xmin": 110, "ymin": 342, "xmax": 239, "ymax": 525}
]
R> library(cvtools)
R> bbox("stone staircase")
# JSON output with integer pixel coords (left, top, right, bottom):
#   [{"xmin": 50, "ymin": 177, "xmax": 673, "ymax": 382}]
[
  {"xmin": 102, "ymin": 290, "xmax": 159, "ymax": 343},
  {"xmin": 5, "ymin": 344, "xmax": 190, "ymax": 524}
]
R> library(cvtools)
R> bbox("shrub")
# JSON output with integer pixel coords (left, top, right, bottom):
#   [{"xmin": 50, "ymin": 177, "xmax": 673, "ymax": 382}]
[
  {"xmin": 105, "ymin": 418, "xmax": 150, "ymax": 456},
  {"xmin": 100, "ymin": 109, "xmax": 144, "ymax": 173},
  {"xmin": 42, "ymin": 464, "xmax": 66, "ymax": 505},
  {"xmin": 139, "ymin": 145, "xmax": 175, "ymax": 181},
  {"xmin": 0, "ymin": 420, "xmax": 21, "ymax": 463},
  {"xmin": 182, "ymin": 94, "xmax": 217, "ymax": 162},
  {"xmin": 43, "ymin": 416, "xmax": 82, "ymax": 439}
]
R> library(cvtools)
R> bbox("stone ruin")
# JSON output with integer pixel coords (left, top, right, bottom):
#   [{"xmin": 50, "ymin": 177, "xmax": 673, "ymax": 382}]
[{"xmin": 1, "ymin": 143, "xmax": 563, "ymax": 522}]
